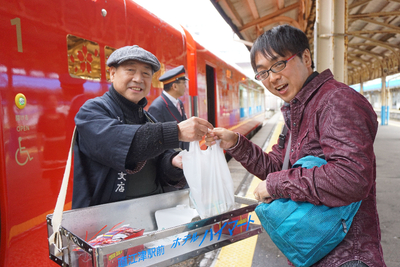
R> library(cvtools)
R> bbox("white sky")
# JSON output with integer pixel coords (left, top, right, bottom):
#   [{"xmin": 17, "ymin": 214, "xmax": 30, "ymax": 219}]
[{"xmin": 133, "ymin": 0, "xmax": 252, "ymax": 67}]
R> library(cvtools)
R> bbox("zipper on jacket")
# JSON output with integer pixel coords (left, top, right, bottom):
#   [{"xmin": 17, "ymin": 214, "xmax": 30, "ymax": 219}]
[{"xmin": 139, "ymin": 107, "xmax": 143, "ymax": 118}]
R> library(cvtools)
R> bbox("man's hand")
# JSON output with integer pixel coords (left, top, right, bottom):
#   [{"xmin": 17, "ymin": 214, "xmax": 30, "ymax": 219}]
[
  {"xmin": 253, "ymin": 180, "xmax": 273, "ymax": 203},
  {"xmin": 205, "ymin": 128, "xmax": 239, "ymax": 150},
  {"xmin": 172, "ymin": 154, "xmax": 183, "ymax": 169},
  {"xmin": 177, "ymin": 117, "xmax": 213, "ymax": 142}
]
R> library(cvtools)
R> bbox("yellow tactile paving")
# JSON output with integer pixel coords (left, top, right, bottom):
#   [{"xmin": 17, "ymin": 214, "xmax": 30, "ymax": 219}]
[{"xmin": 214, "ymin": 121, "xmax": 284, "ymax": 267}]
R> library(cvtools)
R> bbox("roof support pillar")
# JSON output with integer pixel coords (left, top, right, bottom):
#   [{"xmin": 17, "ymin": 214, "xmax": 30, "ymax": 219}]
[
  {"xmin": 360, "ymin": 81, "xmax": 364, "ymax": 95},
  {"xmin": 314, "ymin": 0, "xmax": 347, "ymax": 83},
  {"xmin": 381, "ymin": 74, "xmax": 389, "ymax": 125},
  {"xmin": 381, "ymin": 75, "xmax": 387, "ymax": 107}
]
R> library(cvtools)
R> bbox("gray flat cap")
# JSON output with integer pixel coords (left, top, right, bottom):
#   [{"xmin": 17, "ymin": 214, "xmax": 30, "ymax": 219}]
[{"xmin": 107, "ymin": 45, "xmax": 160, "ymax": 72}]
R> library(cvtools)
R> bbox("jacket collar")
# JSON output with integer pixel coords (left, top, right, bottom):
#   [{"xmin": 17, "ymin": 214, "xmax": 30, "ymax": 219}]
[
  {"xmin": 108, "ymin": 85, "xmax": 148, "ymax": 124},
  {"xmin": 292, "ymin": 69, "xmax": 334, "ymax": 105}
]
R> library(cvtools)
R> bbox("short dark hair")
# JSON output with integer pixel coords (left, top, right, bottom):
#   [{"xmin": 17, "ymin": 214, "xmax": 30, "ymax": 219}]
[
  {"xmin": 164, "ymin": 82, "xmax": 174, "ymax": 92},
  {"xmin": 250, "ymin": 24, "xmax": 314, "ymax": 71}
]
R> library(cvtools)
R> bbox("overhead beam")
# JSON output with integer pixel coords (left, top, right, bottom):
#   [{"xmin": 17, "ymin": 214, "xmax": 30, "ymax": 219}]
[
  {"xmin": 348, "ymin": 30, "xmax": 400, "ymax": 35},
  {"xmin": 349, "ymin": 0, "xmax": 372, "ymax": 9},
  {"xmin": 247, "ymin": 0, "xmax": 259, "ymax": 19},
  {"xmin": 276, "ymin": 0, "xmax": 285, "ymax": 9},
  {"xmin": 350, "ymin": 51, "xmax": 385, "ymax": 69},
  {"xmin": 348, "ymin": 62, "xmax": 362, "ymax": 69},
  {"xmin": 258, "ymin": 15, "xmax": 301, "ymax": 30},
  {"xmin": 348, "ymin": 55, "xmax": 371, "ymax": 66},
  {"xmin": 352, "ymin": 34, "xmax": 400, "ymax": 51},
  {"xmin": 350, "ymin": 36, "xmax": 400, "ymax": 71},
  {"xmin": 358, "ymin": 18, "xmax": 400, "ymax": 31},
  {"xmin": 348, "ymin": 57, "xmax": 379, "ymax": 80},
  {"xmin": 219, "ymin": 0, "xmax": 243, "ymax": 26},
  {"xmin": 239, "ymin": 2, "xmax": 300, "ymax": 31},
  {"xmin": 349, "ymin": 11, "xmax": 400, "ymax": 18},
  {"xmin": 348, "ymin": 45, "xmax": 386, "ymax": 58},
  {"xmin": 349, "ymin": 44, "xmax": 399, "ymax": 70}
]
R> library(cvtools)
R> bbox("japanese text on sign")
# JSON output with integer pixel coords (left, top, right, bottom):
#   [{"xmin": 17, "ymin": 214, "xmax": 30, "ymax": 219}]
[{"xmin": 118, "ymin": 215, "xmax": 254, "ymax": 266}]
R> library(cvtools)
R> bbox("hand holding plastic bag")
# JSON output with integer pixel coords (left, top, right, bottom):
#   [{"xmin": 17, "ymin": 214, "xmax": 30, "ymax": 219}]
[{"xmin": 180, "ymin": 141, "xmax": 235, "ymax": 219}]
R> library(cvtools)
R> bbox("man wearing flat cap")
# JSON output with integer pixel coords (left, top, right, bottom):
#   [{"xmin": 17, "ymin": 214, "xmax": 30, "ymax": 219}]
[
  {"xmin": 72, "ymin": 45, "xmax": 213, "ymax": 209},
  {"xmin": 149, "ymin": 65, "xmax": 189, "ymax": 151}
]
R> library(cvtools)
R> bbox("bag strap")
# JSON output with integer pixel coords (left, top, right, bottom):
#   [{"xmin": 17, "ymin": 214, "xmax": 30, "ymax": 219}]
[
  {"xmin": 282, "ymin": 132, "xmax": 292, "ymax": 170},
  {"xmin": 48, "ymin": 127, "xmax": 77, "ymax": 257},
  {"xmin": 279, "ymin": 124, "xmax": 291, "ymax": 171}
]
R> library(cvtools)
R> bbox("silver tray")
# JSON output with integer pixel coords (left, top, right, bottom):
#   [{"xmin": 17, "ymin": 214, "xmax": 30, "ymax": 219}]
[{"xmin": 47, "ymin": 189, "xmax": 262, "ymax": 267}]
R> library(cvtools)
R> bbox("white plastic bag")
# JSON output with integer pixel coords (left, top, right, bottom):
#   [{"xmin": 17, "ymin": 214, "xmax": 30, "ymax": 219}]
[{"xmin": 180, "ymin": 140, "xmax": 235, "ymax": 219}]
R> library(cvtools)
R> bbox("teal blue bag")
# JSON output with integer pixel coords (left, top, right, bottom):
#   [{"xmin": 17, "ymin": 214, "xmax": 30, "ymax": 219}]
[{"xmin": 255, "ymin": 156, "xmax": 361, "ymax": 267}]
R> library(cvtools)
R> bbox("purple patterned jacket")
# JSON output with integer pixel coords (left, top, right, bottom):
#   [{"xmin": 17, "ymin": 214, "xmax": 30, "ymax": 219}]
[{"xmin": 228, "ymin": 70, "xmax": 385, "ymax": 266}]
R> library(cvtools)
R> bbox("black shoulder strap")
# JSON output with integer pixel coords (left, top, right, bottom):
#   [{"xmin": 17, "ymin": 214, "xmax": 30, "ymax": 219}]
[{"xmin": 278, "ymin": 124, "xmax": 288, "ymax": 149}]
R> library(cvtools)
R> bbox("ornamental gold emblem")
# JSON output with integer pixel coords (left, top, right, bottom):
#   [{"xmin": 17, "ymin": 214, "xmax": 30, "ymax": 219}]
[{"xmin": 67, "ymin": 35, "xmax": 101, "ymax": 80}]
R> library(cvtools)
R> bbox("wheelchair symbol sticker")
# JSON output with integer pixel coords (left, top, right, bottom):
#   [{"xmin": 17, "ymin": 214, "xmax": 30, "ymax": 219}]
[{"xmin": 15, "ymin": 137, "xmax": 33, "ymax": 166}]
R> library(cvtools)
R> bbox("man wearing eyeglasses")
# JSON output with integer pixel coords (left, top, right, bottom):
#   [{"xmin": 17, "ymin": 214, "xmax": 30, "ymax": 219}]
[
  {"xmin": 206, "ymin": 25, "xmax": 384, "ymax": 267},
  {"xmin": 149, "ymin": 65, "xmax": 189, "ymax": 152}
]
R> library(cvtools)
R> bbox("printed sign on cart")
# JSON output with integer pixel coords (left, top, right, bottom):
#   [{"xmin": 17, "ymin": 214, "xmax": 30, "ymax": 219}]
[{"xmin": 118, "ymin": 215, "xmax": 254, "ymax": 266}]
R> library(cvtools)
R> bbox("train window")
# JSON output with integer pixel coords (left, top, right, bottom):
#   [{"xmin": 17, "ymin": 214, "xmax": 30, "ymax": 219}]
[
  {"xmin": 67, "ymin": 35, "xmax": 101, "ymax": 80},
  {"xmin": 392, "ymin": 90, "xmax": 400, "ymax": 110},
  {"xmin": 226, "ymin": 69, "xmax": 232, "ymax": 79},
  {"xmin": 254, "ymin": 91, "xmax": 258, "ymax": 113},
  {"xmin": 249, "ymin": 90, "xmax": 255, "ymax": 115},
  {"xmin": 239, "ymin": 85, "xmax": 248, "ymax": 119}
]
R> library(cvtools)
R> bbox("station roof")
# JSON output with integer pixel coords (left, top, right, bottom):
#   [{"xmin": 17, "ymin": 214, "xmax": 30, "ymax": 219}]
[{"xmin": 210, "ymin": 0, "xmax": 400, "ymax": 85}]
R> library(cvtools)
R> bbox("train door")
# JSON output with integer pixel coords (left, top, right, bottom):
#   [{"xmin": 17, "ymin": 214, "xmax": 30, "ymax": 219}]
[{"xmin": 206, "ymin": 65, "xmax": 216, "ymax": 127}]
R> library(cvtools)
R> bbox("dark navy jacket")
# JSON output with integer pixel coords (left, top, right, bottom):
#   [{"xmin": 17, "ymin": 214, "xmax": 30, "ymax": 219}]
[
  {"xmin": 148, "ymin": 91, "xmax": 189, "ymax": 151},
  {"xmin": 72, "ymin": 91, "xmax": 183, "ymax": 209}
]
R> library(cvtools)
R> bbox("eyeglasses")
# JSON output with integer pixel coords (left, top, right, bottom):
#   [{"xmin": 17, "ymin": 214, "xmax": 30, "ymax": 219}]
[{"xmin": 254, "ymin": 51, "xmax": 301, "ymax": 81}]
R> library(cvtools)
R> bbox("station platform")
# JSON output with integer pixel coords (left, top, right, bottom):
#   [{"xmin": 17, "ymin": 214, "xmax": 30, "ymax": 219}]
[{"xmin": 205, "ymin": 112, "xmax": 400, "ymax": 267}]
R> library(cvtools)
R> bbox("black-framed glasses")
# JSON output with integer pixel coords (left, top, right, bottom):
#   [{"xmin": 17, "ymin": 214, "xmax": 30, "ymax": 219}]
[{"xmin": 254, "ymin": 51, "xmax": 301, "ymax": 81}]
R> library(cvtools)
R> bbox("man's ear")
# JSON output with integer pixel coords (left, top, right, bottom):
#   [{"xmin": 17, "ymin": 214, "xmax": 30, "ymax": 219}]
[
  {"xmin": 172, "ymin": 82, "xmax": 178, "ymax": 91},
  {"xmin": 302, "ymin": 49, "xmax": 312, "ymax": 68},
  {"xmin": 109, "ymin": 67, "xmax": 117, "ymax": 82}
]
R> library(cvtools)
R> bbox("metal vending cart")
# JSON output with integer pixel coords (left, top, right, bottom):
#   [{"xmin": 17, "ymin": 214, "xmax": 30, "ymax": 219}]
[{"xmin": 47, "ymin": 189, "xmax": 262, "ymax": 267}]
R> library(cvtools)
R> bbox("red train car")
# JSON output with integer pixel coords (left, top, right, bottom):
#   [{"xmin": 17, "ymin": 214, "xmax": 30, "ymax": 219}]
[{"xmin": 0, "ymin": 0, "xmax": 265, "ymax": 266}]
